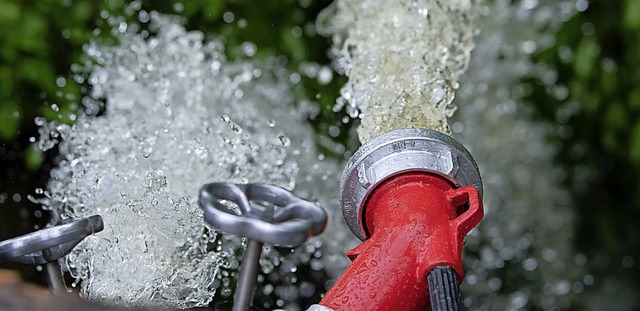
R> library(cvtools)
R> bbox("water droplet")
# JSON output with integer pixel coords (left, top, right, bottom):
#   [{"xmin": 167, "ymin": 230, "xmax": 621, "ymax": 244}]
[
  {"xmin": 240, "ymin": 41, "xmax": 257, "ymax": 57},
  {"xmin": 278, "ymin": 135, "xmax": 291, "ymax": 146},
  {"xmin": 223, "ymin": 12, "xmax": 235, "ymax": 23},
  {"xmin": 56, "ymin": 77, "xmax": 67, "ymax": 88},
  {"xmin": 118, "ymin": 22, "xmax": 128, "ymax": 33},
  {"xmin": 318, "ymin": 66, "xmax": 333, "ymax": 85}
]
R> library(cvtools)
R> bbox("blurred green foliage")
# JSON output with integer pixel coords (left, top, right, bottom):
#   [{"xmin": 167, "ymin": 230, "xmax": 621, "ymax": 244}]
[
  {"xmin": 525, "ymin": 0, "xmax": 640, "ymax": 301},
  {"xmin": 0, "ymin": 0, "xmax": 115, "ymax": 139},
  {"xmin": 0, "ymin": 0, "xmax": 121, "ymax": 170}
]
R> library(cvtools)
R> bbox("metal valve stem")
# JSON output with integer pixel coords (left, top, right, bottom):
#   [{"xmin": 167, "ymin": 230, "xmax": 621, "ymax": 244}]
[{"xmin": 199, "ymin": 183, "xmax": 327, "ymax": 311}]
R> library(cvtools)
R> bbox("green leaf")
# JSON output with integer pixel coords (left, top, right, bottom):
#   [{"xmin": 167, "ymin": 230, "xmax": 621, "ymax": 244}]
[
  {"xmin": 624, "ymin": 0, "xmax": 640, "ymax": 29},
  {"xmin": 71, "ymin": 0, "xmax": 94, "ymax": 22},
  {"xmin": 0, "ymin": 66, "xmax": 13, "ymax": 97},
  {"xmin": 629, "ymin": 88, "xmax": 640, "ymax": 110},
  {"xmin": 203, "ymin": 0, "xmax": 224, "ymax": 21},
  {"xmin": 0, "ymin": 0, "xmax": 21, "ymax": 24},
  {"xmin": 604, "ymin": 103, "xmax": 627, "ymax": 131},
  {"xmin": 630, "ymin": 122, "xmax": 640, "ymax": 163},
  {"xmin": 18, "ymin": 58, "xmax": 55, "ymax": 92},
  {"xmin": 180, "ymin": 0, "xmax": 203, "ymax": 17},
  {"xmin": 599, "ymin": 69, "xmax": 617, "ymax": 95},
  {"xmin": 281, "ymin": 27, "xmax": 306, "ymax": 63},
  {"xmin": 573, "ymin": 38, "xmax": 597, "ymax": 79},
  {"xmin": 25, "ymin": 144, "xmax": 45, "ymax": 170},
  {"xmin": 0, "ymin": 100, "xmax": 22, "ymax": 141},
  {"xmin": 20, "ymin": 11, "xmax": 48, "ymax": 54}
]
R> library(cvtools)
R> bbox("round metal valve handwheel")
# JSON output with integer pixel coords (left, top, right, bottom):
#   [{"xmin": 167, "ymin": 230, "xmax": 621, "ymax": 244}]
[
  {"xmin": 0, "ymin": 215, "xmax": 104, "ymax": 265},
  {"xmin": 198, "ymin": 183, "xmax": 327, "ymax": 247},
  {"xmin": 0, "ymin": 215, "xmax": 104, "ymax": 295},
  {"xmin": 199, "ymin": 183, "xmax": 327, "ymax": 311}
]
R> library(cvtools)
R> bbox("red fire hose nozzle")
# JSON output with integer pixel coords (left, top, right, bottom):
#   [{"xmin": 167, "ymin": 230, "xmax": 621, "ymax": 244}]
[{"xmin": 320, "ymin": 128, "xmax": 484, "ymax": 311}]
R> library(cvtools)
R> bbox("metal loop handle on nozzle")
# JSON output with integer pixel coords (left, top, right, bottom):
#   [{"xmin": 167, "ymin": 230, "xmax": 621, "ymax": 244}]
[
  {"xmin": 0, "ymin": 215, "xmax": 104, "ymax": 295},
  {"xmin": 199, "ymin": 182, "xmax": 327, "ymax": 311}
]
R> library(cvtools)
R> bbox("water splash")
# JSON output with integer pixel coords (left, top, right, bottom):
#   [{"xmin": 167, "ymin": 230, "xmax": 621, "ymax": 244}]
[
  {"xmin": 318, "ymin": 0, "xmax": 478, "ymax": 143},
  {"xmin": 38, "ymin": 13, "xmax": 355, "ymax": 308},
  {"xmin": 454, "ymin": 1, "xmax": 585, "ymax": 309}
]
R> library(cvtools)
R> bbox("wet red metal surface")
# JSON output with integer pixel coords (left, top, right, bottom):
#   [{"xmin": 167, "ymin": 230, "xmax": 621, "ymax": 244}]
[{"xmin": 321, "ymin": 172, "xmax": 483, "ymax": 310}]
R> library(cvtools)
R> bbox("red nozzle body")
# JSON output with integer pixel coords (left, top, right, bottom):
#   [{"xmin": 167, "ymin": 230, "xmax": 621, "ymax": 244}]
[{"xmin": 320, "ymin": 172, "xmax": 483, "ymax": 310}]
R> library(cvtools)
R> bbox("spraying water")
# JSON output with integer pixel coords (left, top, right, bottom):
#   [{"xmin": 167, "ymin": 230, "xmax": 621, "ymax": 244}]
[
  {"xmin": 452, "ymin": 1, "xmax": 588, "ymax": 309},
  {"xmin": 38, "ymin": 13, "xmax": 354, "ymax": 309},
  {"xmin": 321, "ymin": 0, "xmax": 592, "ymax": 309},
  {"xmin": 34, "ymin": 0, "xmax": 619, "ymax": 310},
  {"xmin": 318, "ymin": 0, "xmax": 478, "ymax": 143}
]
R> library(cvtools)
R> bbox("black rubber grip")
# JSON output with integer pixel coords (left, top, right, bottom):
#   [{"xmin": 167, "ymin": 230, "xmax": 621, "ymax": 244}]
[{"xmin": 427, "ymin": 266, "xmax": 463, "ymax": 311}]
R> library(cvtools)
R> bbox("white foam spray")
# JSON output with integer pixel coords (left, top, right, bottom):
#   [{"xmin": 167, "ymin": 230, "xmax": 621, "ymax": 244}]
[
  {"xmin": 318, "ymin": 0, "xmax": 478, "ymax": 143},
  {"xmin": 38, "ymin": 13, "xmax": 354, "ymax": 309}
]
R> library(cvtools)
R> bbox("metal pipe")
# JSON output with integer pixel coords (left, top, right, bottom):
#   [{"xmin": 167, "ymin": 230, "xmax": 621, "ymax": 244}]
[
  {"xmin": 44, "ymin": 261, "xmax": 67, "ymax": 295},
  {"xmin": 233, "ymin": 239, "xmax": 263, "ymax": 311}
]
